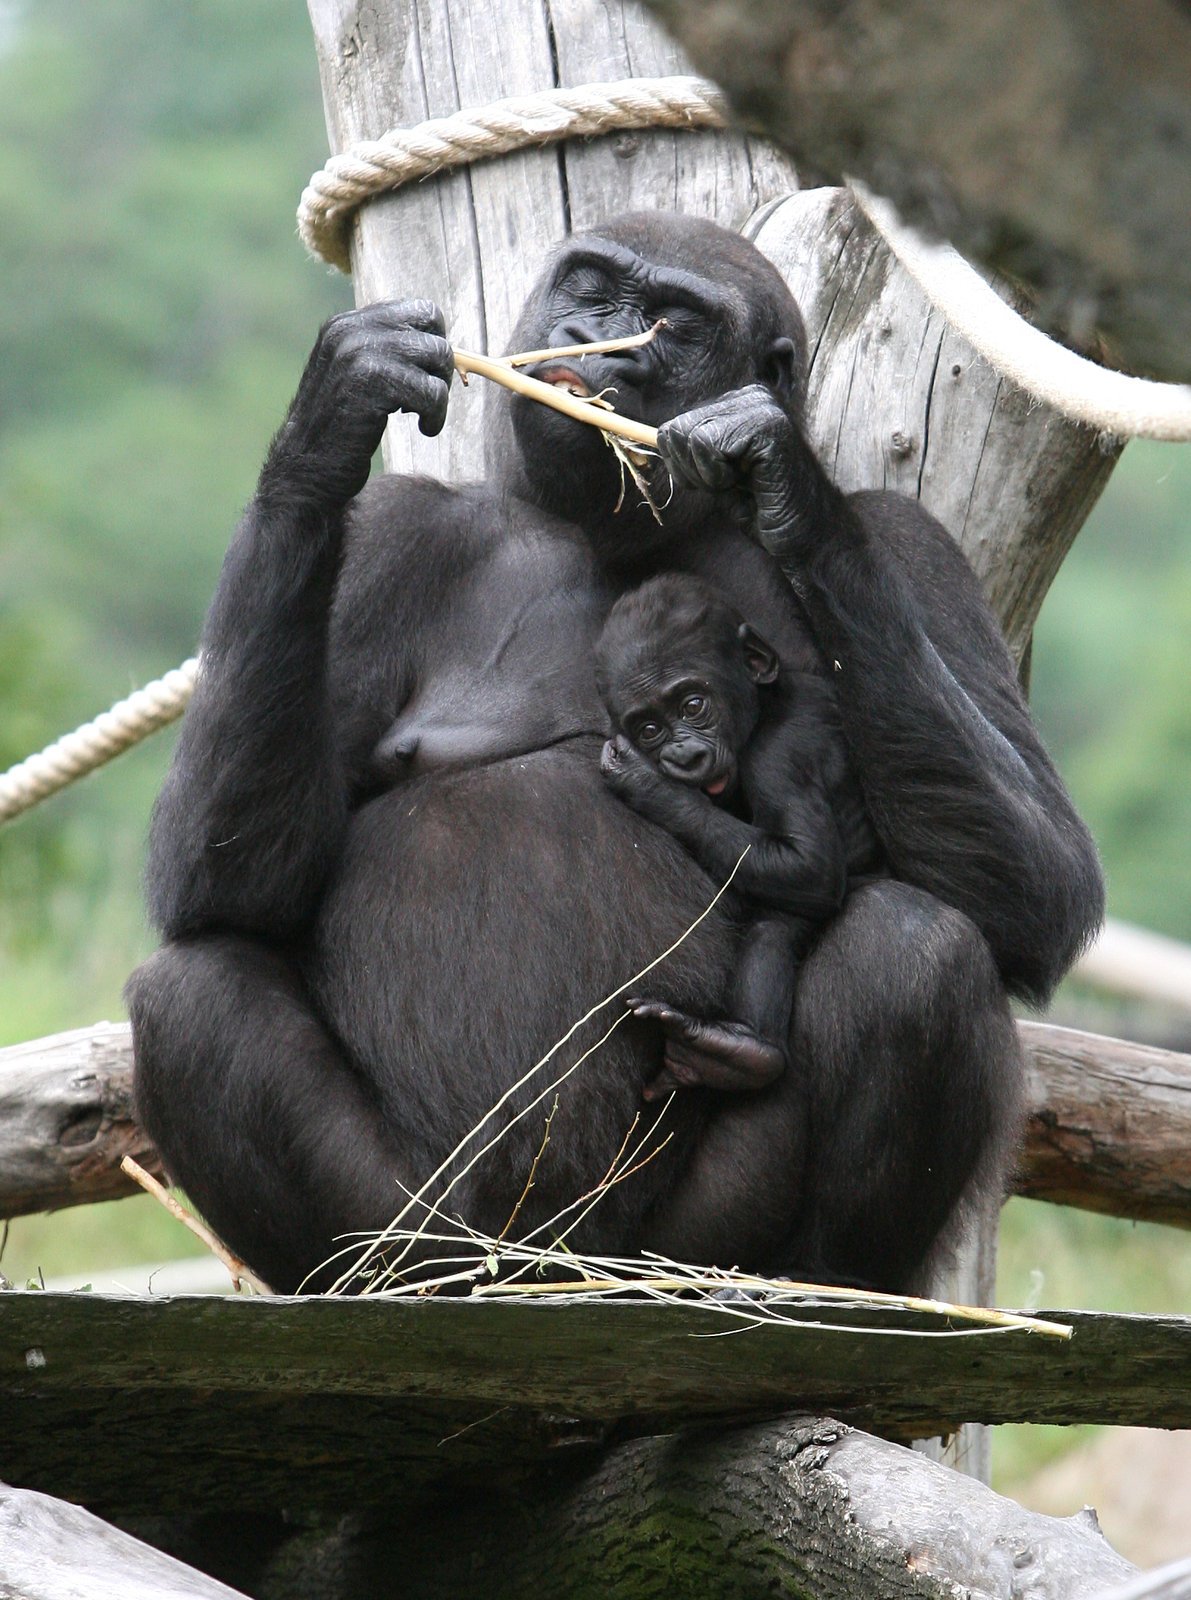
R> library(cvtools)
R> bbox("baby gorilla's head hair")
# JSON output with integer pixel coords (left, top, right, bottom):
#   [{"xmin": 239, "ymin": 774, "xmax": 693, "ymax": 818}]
[{"xmin": 595, "ymin": 574, "xmax": 747, "ymax": 714}]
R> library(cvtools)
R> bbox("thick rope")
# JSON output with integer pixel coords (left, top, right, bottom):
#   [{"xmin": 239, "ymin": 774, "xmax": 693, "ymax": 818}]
[
  {"xmin": 0, "ymin": 659, "xmax": 199, "ymax": 825},
  {"xmin": 851, "ymin": 182, "xmax": 1191, "ymax": 443},
  {"xmin": 8, "ymin": 81, "xmax": 1190, "ymax": 826},
  {"xmin": 298, "ymin": 76, "xmax": 727, "ymax": 272}
]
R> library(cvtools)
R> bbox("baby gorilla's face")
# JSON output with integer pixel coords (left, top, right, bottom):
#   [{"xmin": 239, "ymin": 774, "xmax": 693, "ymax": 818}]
[
  {"xmin": 594, "ymin": 573, "xmax": 782, "ymax": 798},
  {"xmin": 614, "ymin": 667, "xmax": 752, "ymax": 798}
]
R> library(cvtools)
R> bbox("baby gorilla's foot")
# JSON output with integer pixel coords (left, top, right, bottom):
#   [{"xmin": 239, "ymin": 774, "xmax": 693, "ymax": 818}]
[{"xmin": 625, "ymin": 997, "xmax": 787, "ymax": 1099}]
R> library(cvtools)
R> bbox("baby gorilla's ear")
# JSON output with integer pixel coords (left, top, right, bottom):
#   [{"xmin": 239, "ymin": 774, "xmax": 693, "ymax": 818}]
[{"xmin": 738, "ymin": 623, "xmax": 779, "ymax": 685}]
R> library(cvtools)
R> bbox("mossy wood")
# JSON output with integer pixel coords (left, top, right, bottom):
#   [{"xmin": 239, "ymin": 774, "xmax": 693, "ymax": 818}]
[
  {"xmin": 1, "ymin": 1290, "xmax": 1190, "ymax": 1518},
  {"xmin": 2, "ymin": 1421, "xmax": 1145, "ymax": 1600}
]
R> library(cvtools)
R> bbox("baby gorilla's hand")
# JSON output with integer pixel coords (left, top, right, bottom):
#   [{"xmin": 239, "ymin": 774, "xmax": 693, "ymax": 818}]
[{"xmin": 600, "ymin": 733, "xmax": 656, "ymax": 797}]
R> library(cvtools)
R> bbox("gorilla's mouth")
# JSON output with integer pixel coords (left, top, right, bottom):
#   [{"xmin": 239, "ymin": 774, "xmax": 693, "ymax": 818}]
[
  {"xmin": 536, "ymin": 364, "xmax": 592, "ymax": 399},
  {"xmin": 704, "ymin": 776, "xmax": 729, "ymax": 797}
]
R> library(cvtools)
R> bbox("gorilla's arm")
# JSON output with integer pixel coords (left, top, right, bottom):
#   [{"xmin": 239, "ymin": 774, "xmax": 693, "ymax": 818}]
[
  {"xmin": 145, "ymin": 302, "xmax": 454, "ymax": 941},
  {"xmin": 601, "ymin": 734, "xmax": 846, "ymax": 918},
  {"xmin": 660, "ymin": 387, "xmax": 1104, "ymax": 1005}
]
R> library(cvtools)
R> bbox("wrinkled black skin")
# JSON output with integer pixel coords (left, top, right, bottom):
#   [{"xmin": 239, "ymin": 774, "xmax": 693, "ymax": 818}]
[
  {"xmin": 127, "ymin": 212, "xmax": 1103, "ymax": 1294},
  {"xmin": 594, "ymin": 571, "xmax": 884, "ymax": 1109}
]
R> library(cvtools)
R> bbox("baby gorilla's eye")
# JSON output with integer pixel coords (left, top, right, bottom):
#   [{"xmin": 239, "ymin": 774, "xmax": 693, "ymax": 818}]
[
  {"xmin": 635, "ymin": 720, "xmax": 664, "ymax": 746},
  {"xmin": 680, "ymin": 695, "xmax": 708, "ymax": 720}
]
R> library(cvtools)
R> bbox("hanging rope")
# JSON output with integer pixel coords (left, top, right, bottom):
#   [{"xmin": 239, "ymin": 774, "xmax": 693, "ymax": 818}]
[
  {"xmin": 7, "ymin": 78, "xmax": 1191, "ymax": 825},
  {"xmin": 850, "ymin": 182, "xmax": 1191, "ymax": 444},
  {"xmin": 298, "ymin": 77, "xmax": 728, "ymax": 273},
  {"xmin": 0, "ymin": 660, "xmax": 199, "ymax": 825}
]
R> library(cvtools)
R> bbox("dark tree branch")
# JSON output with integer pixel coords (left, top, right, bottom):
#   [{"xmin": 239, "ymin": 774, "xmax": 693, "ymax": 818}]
[{"xmin": 644, "ymin": 0, "xmax": 1191, "ymax": 384}]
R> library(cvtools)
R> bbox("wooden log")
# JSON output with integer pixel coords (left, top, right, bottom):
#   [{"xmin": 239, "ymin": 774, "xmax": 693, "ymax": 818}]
[
  {"xmin": 1016, "ymin": 1020, "xmax": 1191, "ymax": 1228},
  {"xmin": 304, "ymin": 0, "xmax": 795, "ymax": 482},
  {"xmin": 5, "ymin": 1019, "xmax": 1190, "ymax": 1229},
  {"xmin": 0, "ymin": 1482, "xmax": 248, "ymax": 1600},
  {"xmin": 0, "ymin": 1022, "xmax": 160, "ymax": 1222},
  {"xmin": 144, "ymin": 1418, "xmax": 1135, "ymax": 1600},
  {"xmin": 1, "ymin": 1291, "xmax": 1190, "ymax": 1517},
  {"xmin": 641, "ymin": 0, "xmax": 1191, "ymax": 386},
  {"xmin": 1090, "ymin": 1558, "xmax": 1191, "ymax": 1600}
]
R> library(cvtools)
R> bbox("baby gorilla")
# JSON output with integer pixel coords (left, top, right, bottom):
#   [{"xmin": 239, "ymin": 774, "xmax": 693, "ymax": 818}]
[{"xmin": 596, "ymin": 572, "xmax": 882, "ymax": 1099}]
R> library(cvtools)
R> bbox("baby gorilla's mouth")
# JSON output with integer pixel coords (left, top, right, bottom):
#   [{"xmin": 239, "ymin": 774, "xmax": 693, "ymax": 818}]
[
  {"xmin": 537, "ymin": 364, "xmax": 592, "ymax": 398},
  {"xmin": 704, "ymin": 776, "xmax": 729, "ymax": 797}
]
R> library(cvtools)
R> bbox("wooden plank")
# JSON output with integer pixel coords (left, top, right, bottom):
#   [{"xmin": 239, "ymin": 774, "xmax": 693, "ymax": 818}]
[
  {"xmin": 1, "ymin": 1291, "xmax": 1189, "ymax": 1516},
  {"xmin": 8, "ymin": 1020, "xmax": 1186, "ymax": 1229},
  {"xmin": 0, "ymin": 1483, "xmax": 248, "ymax": 1600}
]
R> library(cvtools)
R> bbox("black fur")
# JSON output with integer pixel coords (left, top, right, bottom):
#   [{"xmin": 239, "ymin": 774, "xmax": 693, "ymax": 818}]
[
  {"xmin": 594, "ymin": 571, "xmax": 883, "ymax": 1086},
  {"xmin": 127, "ymin": 213, "xmax": 1102, "ymax": 1294}
]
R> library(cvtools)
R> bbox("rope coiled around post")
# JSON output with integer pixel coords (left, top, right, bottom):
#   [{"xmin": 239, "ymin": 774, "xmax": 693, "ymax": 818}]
[{"xmin": 298, "ymin": 76, "xmax": 728, "ymax": 272}]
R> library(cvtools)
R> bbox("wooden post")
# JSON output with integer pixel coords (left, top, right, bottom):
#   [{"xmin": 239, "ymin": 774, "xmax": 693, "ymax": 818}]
[{"xmin": 304, "ymin": 0, "xmax": 795, "ymax": 480}]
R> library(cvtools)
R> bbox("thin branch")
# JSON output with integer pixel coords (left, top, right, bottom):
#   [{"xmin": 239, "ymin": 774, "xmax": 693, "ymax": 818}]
[
  {"xmin": 453, "ymin": 346, "xmax": 660, "ymax": 448},
  {"xmin": 499, "ymin": 321, "xmax": 666, "ymax": 368},
  {"xmin": 120, "ymin": 1156, "xmax": 270, "ymax": 1295}
]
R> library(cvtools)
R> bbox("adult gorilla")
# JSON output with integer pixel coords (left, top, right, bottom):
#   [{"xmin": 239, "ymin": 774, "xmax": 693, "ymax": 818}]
[{"xmin": 127, "ymin": 213, "xmax": 1102, "ymax": 1294}]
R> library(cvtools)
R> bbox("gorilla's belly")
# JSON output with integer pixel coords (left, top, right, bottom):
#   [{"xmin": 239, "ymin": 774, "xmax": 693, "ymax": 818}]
[{"xmin": 307, "ymin": 742, "xmax": 735, "ymax": 1177}]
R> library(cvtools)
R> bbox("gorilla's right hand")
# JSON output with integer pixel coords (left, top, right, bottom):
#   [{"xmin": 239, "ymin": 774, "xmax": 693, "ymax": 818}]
[{"xmin": 261, "ymin": 301, "xmax": 454, "ymax": 508}]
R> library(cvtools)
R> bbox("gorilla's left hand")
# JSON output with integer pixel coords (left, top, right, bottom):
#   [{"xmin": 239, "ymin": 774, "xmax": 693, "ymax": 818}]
[{"xmin": 658, "ymin": 385, "xmax": 806, "ymax": 557}]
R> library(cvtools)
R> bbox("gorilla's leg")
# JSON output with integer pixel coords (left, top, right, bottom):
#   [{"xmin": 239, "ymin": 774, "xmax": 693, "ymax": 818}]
[
  {"xmin": 126, "ymin": 937, "xmax": 412, "ymax": 1293},
  {"xmin": 784, "ymin": 880, "xmax": 1024, "ymax": 1293},
  {"xmin": 639, "ymin": 1059, "xmax": 809, "ymax": 1270}
]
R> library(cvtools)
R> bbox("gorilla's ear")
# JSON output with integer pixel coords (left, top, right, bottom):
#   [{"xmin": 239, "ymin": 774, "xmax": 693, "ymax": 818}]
[
  {"xmin": 738, "ymin": 623, "xmax": 780, "ymax": 684},
  {"xmin": 762, "ymin": 337, "xmax": 798, "ymax": 404}
]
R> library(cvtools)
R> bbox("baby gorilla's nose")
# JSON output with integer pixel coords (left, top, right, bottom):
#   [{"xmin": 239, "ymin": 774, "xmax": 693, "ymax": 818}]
[{"xmin": 661, "ymin": 743, "xmax": 713, "ymax": 783}]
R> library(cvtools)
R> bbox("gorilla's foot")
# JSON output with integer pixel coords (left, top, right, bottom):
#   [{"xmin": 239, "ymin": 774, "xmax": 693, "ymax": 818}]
[{"xmin": 626, "ymin": 996, "xmax": 787, "ymax": 1098}]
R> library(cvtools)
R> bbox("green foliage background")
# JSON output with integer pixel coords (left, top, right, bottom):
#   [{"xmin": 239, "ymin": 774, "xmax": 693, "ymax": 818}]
[{"xmin": 0, "ymin": 0, "xmax": 1188, "ymax": 1510}]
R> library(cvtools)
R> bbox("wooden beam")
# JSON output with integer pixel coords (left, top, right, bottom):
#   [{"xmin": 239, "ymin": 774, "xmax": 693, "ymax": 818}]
[
  {"xmin": 5, "ymin": 1019, "xmax": 1189, "ymax": 1229},
  {"xmin": 1016, "ymin": 1021, "xmax": 1191, "ymax": 1227},
  {"xmin": 1, "ymin": 1292, "xmax": 1190, "ymax": 1517},
  {"xmin": 0, "ymin": 1022, "xmax": 161, "ymax": 1221},
  {"xmin": 0, "ymin": 1482, "xmax": 248, "ymax": 1600}
]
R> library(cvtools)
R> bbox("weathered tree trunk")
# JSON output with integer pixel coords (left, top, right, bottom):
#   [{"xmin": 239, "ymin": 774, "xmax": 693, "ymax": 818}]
[
  {"xmin": 305, "ymin": 0, "xmax": 795, "ymax": 481},
  {"xmin": 1018, "ymin": 1022, "xmax": 1191, "ymax": 1227},
  {"xmin": 0, "ymin": 1483, "xmax": 248, "ymax": 1600},
  {"xmin": 640, "ymin": 0, "xmax": 1191, "ymax": 386},
  {"xmin": 0, "ymin": 1021, "xmax": 161, "ymax": 1222},
  {"xmin": 0, "ymin": 1423, "xmax": 1142, "ymax": 1600},
  {"xmin": 752, "ymin": 186, "xmax": 1121, "ymax": 666}
]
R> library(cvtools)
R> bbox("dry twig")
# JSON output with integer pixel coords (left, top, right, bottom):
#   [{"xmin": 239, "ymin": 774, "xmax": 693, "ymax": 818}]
[{"xmin": 120, "ymin": 1156, "xmax": 270, "ymax": 1294}]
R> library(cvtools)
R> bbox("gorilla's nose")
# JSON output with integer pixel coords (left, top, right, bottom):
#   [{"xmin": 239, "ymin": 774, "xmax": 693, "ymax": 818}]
[{"xmin": 661, "ymin": 745, "xmax": 712, "ymax": 782}]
